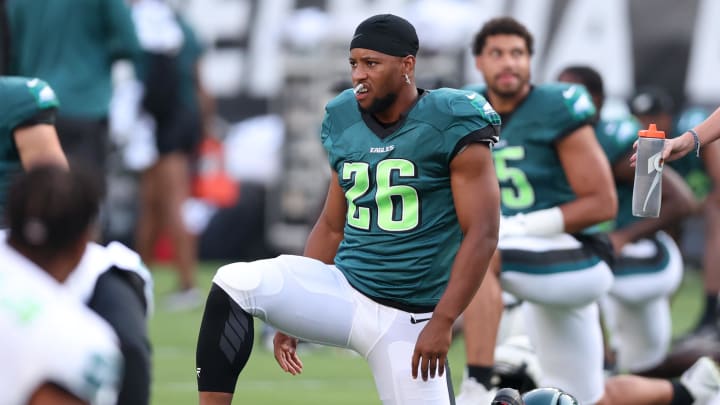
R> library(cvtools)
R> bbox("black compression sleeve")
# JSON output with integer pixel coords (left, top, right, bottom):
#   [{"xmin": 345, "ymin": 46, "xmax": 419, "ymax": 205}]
[{"xmin": 196, "ymin": 283, "xmax": 255, "ymax": 393}]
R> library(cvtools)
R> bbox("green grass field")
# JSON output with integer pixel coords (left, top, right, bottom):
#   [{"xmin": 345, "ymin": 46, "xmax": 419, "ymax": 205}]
[{"xmin": 149, "ymin": 263, "xmax": 705, "ymax": 404}]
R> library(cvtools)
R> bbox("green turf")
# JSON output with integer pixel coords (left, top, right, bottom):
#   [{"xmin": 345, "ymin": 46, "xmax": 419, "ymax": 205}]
[{"xmin": 149, "ymin": 263, "xmax": 705, "ymax": 404}]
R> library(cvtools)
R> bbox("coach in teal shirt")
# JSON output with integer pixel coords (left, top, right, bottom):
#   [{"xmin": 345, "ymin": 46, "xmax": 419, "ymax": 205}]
[{"xmin": 7, "ymin": 0, "xmax": 140, "ymax": 175}]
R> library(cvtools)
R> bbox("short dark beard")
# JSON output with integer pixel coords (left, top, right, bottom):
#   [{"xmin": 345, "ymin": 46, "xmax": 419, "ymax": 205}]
[
  {"xmin": 490, "ymin": 85, "xmax": 523, "ymax": 100},
  {"xmin": 360, "ymin": 92, "xmax": 398, "ymax": 116}
]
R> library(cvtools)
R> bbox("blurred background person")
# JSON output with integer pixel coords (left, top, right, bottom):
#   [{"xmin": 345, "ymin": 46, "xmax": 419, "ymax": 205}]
[
  {"xmin": 5, "ymin": 0, "xmax": 140, "ymax": 188},
  {"xmin": 0, "ymin": 165, "xmax": 122, "ymax": 405},
  {"xmin": 128, "ymin": 0, "xmax": 214, "ymax": 310},
  {"xmin": 0, "ymin": 75, "xmax": 68, "ymax": 223}
]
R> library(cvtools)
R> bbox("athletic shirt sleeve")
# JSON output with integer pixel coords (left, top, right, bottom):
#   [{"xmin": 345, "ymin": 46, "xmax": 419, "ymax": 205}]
[
  {"xmin": 430, "ymin": 88, "xmax": 500, "ymax": 162},
  {"xmin": 542, "ymin": 83, "xmax": 596, "ymax": 142},
  {"xmin": 446, "ymin": 90, "xmax": 500, "ymax": 157},
  {"xmin": 320, "ymin": 89, "xmax": 358, "ymax": 172},
  {"xmin": 3, "ymin": 77, "xmax": 60, "ymax": 134}
]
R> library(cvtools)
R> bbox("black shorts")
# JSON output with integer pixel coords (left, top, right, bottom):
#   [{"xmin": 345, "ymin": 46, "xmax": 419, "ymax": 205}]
[
  {"xmin": 55, "ymin": 116, "xmax": 108, "ymax": 175},
  {"xmin": 155, "ymin": 106, "xmax": 202, "ymax": 156}
]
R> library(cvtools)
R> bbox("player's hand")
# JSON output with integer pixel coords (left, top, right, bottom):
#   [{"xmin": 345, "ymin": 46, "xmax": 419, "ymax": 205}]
[
  {"xmin": 631, "ymin": 133, "xmax": 695, "ymax": 167},
  {"xmin": 663, "ymin": 133, "xmax": 697, "ymax": 162},
  {"xmin": 412, "ymin": 316, "xmax": 453, "ymax": 381},
  {"xmin": 273, "ymin": 332, "xmax": 303, "ymax": 375}
]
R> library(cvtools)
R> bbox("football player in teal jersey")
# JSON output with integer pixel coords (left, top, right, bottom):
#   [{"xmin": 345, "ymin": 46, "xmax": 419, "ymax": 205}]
[
  {"xmin": 0, "ymin": 76, "xmax": 68, "ymax": 221},
  {"xmin": 195, "ymin": 14, "xmax": 501, "ymax": 405},
  {"xmin": 457, "ymin": 17, "xmax": 616, "ymax": 404},
  {"xmin": 559, "ymin": 66, "xmax": 694, "ymax": 375},
  {"xmin": 457, "ymin": 17, "xmax": 720, "ymax": 405}
]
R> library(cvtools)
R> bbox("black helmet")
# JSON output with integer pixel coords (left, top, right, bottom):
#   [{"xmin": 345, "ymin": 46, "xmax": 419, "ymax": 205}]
[
  {"xmin": 522, "ymin": 387, "xmax": 578, "ymax": 405},
  {"xmin": 491, "ymin": 387, "xmax": 523, "ymax": 405}
]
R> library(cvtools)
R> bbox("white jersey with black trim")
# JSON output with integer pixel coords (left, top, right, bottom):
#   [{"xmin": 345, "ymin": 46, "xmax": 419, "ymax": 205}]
[
  {"xmin": 66, "ymin": 240, "xmax": 155, "ymax": 317},
  {"xmin": 0, "ymin": 239, "xmax": 123, "ymax": 405}
]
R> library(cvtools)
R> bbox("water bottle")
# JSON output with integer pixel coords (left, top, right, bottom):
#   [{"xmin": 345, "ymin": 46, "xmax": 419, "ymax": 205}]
[{"xmin": 632, "ymin": 124, "xmax": 666, "ymax": 217}]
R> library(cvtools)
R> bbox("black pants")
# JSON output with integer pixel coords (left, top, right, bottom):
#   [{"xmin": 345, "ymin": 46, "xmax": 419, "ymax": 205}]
[
  {"xmin": 55, "ymin": 116, "xmax": 108, "ymax": 187},
  {"xmin": 87, "ymin": 269, "xmax": 152, "ymax": 405}
]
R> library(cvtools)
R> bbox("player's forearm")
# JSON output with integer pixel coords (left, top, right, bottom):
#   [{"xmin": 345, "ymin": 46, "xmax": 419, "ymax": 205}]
[
  {"xmin": 559, "ymin": 191, "xmax": 617, "ymax": 233},
  {"xmin": 695, "ymin": 106, "xmax": 720, "ymax": 147},
  {"xmin": 432, "ymin": 228, "xmax": 497, "ymax": 324}
]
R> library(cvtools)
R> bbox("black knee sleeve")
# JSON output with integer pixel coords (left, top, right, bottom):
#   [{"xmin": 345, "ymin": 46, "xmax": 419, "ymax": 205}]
[{"xmin": 196, "ymin": 283, "xmax": 254, "ymax": 393}]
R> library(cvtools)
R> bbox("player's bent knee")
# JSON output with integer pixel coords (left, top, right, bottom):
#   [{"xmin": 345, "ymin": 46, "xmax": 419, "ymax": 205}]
[
  {"xmin": 211, "ymin": 258, "xmax": 287, "ymax": 315},
  {"xmin": 214, "ymin": 262, "xmax": 263, "ymax": 292}
]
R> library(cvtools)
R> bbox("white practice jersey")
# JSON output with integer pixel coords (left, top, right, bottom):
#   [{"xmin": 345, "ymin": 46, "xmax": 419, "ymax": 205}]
[
  {"xmin": 0, "ymin": 230, "xmax": 154, "ymax": 317},
  {"xmin": 0, "ymin": 240, "xmax": 123, "ymax": 405},
  {"xmin": 66, "ymin": 240, "xmax": 154, "ymax": 317}
]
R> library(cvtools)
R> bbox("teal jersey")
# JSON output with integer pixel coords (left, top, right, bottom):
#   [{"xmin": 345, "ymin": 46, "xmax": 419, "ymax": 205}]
[
  {"xmin": 594, "ymin": 116, "xmax": 642, "ymax": 228},
  {"xmin": 177, "ymin": 17, "xmax": 204, "ymax": 113},
  {"xmin": 321, "ymin": 88, "xmax": 500, "ymax": 308},
  {"xmin": 0, "ymin": 77, "xmax": 60, "ymax": 221},
  {"xmin": 670, "ymin": 107, "xmax": 712, "ymax": 199},
  {"xmin": 8, "ymin": 0, "xmax": 140, "ymax": 118},
  {"xmin": 465, "ymin": 83, "xmax": 596, "ymax": 216}
]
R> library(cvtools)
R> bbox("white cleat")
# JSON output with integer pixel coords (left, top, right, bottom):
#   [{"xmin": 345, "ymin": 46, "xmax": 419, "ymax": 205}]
[
  {"xmin": 456, "ymin": 377, "xmax": 497, "ymax": 405},
  {"xmin": 681, "ymin": 356, "xmax": 720, "ymax": 405}
]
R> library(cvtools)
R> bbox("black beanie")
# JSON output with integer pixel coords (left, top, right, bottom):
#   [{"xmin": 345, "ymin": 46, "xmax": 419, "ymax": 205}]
[{"xmin": 350, "ymin": 14, "xmax": 419, "ymax": 57}]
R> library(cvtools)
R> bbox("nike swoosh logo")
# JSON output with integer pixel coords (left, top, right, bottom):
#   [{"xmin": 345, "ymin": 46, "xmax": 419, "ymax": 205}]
[
  {"xmin": 466, "ymin": 93, "xmax": 477, "ymax": 100},
  {"xmin": 643, "ymin": 171, "xmax": 662, "ymax": 211},
  {"xmin": 353, "ymin": 34, "xmax": 363, "ymax": 40},
  {"xmin": 563, "ymin": 86, "xmax": 576, "ymax": 99},
  {"xmin": 410, "ymin": 316, "xmax": 431, "ymax": 324}
]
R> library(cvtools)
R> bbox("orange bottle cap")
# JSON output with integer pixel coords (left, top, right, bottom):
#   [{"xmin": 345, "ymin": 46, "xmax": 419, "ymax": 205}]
[{"xmin": 638, "ymin": 123, "xmax": 666, "ymax": 139}]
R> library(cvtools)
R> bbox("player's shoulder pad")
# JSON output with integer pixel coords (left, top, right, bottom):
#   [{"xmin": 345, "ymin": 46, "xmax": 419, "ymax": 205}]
[
  {"xmin": 536, "ymin": 82, "xmax": 596, "ymax": 121},
  {"xmin": 424, "ymin": 87, "xmax": 501, "ymax": 126},
  {"xmin": 676, "ymin": 106, "xmax": 712, "ymax": 135},
  {"xmin": 324, "ymin": 88, "xmax": 356, "ymax": 118},
  {"xmin": 602, "ymin": 115, "xmax": 641, "ymax": 138},
  {"xmin": 323, "ymin": 88, "xmax": 360, "ymax": 131},
  {"xmin": 106, "ymin": 241, "xmax": 146, "ymax": 272},
  {"xmin": 597, "ymin": 115, "xmax": 641, "ymax": 151},
  {"xmin": 22, "ymin": 77, "xmax": 60, "ymax": 110}
]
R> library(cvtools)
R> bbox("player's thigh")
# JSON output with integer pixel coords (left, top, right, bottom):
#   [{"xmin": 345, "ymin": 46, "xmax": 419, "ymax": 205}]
[
  {"xmin": 365, "ymin": 312, "xmax": 453, "ymax": 405},
  {"xmin": 524, "ymin": 302, "xmax": 605, "ymax": 405},
  {"xmin": 610, "ymin": 231, "xmax": 683, "ymax": 303},
  {"xmin": 213, "ymin": 255, "xmax": 357, "ymax": 347},
  {"xmin": 604, "ymin": 295, "xmax": 672, "ymax": 372},
  {"xmin": 499, "ymin": 234, "xmax": 614, "ymax": 306}
]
